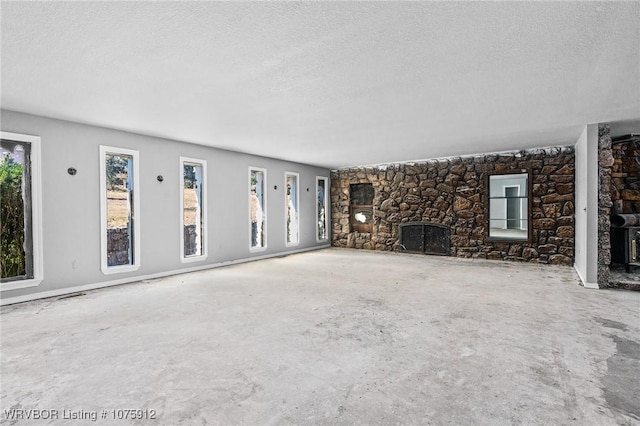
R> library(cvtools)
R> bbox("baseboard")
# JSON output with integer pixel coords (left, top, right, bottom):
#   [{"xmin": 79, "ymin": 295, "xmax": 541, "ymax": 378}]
[
  {"xmin": 0, "ymin": 245, "xmax": 331, "ymax": 306},
  {"xmin": 574, "ymin": 266, "xmax": 600, "ymax": 289}
]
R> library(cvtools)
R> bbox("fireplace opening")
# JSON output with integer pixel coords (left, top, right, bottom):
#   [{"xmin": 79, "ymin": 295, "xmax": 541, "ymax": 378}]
[
  {"xmin": 611, "ymin": 213, "xmax": 640, "ymax": 273},
  {"xmin": 400, "ymin": 222, "xmax": 450, "ymax": 255}
]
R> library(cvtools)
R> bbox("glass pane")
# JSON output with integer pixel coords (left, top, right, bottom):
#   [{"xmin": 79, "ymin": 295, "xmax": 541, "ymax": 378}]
[
  {"xmin": 286, "ymin": 174, "xmax": 299, "ymax": 244},
  {"xmin": 0, "ymin": 140, "xmax": 32, "ymax": 280},
  {"xmin": 105, "ymin": 153, "xmax": 134, "ymax": 266},
  {"xmin": 183, "ymin": 163, "xmax": 204, "ymax": 257},
  {"xmin": 250, "ymin": 170, "xmax": 265, "ymax": 249},
  {"xmin": 489, "ymin": 173, "xmax": 528, "ymax": 240},
  {"xmin": 317, "ymin": 178, "xmax": 327, "ymax": 240}
]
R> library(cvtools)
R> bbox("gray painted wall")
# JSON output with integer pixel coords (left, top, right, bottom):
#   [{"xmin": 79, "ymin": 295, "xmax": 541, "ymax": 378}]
[
  {"xmin": 1, "ymin": 110, "xmax": 330, "ymax": 303},
  {"xmin": 574, "ymin": 124, "xmax": 598, "ymax": 288}
]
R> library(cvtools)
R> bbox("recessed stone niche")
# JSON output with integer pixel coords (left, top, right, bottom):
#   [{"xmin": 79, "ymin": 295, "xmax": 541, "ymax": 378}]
[
  {"xmin": 331, "ymin": 146, "xmax": 575, "ymax": 265},
  {"xmin": 611, "ymin": 136, "xmax": 640, "ymax": 214},
  {"xmin": 350, "ymin": 183, "xmax": 374, "ymax": 233}
]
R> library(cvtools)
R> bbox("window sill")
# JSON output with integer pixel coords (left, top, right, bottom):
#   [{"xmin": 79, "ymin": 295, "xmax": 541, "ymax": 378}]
[
  {"xmin": 487, "ymin": 237, "xmax": 530, "ymax": 243},
  {"xmin": 1, "ymin": 278, "xmax": 43, "ymax": 292},
  {"xmin": 181, "ymin": 255, "xmax": 208, "ymax": 264},
  {"xmin": 101, "ymin": 264, "xmax": 141, "ymax": 275},
  {"xmin": 250, "ymin": 246, "xmax": 267, "ymax": 253}
]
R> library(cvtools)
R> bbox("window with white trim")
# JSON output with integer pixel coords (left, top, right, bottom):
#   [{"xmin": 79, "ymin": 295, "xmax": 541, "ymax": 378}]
[
  {"xmin": 285, "ymin": 172, "xmax": 300, "ymax": 246},
  {"xmin": 100, "ymin": 146, "xmax": 140, "ymax": 274},
  {"xmin": 316, "ymin": 176, "xmax": 329, "ymax": 242},
  {"xmin": 180, "ymin": 157, "xmax": 207, "ymax": 262},
  {"xmin": 0, "ymin": 132, "xmax": 43, "ymax": 290},
  {"xmin": 249, "ymin": 168, "xmax": 267, "ymax": 251}
]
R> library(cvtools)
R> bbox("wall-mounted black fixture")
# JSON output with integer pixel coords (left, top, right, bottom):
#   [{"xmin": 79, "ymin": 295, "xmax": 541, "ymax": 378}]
[
  {"xmin": 157, "ymin": 175, "xmax": 164, "ymax": 182},
  {"xmin": 306, "ymin": 188, "xmax": 309, "ymax": 192},
  {"xmin": 274, "ymin": 185, "xmax": 278, "ymax": 190},
  {"xmin": 67, "ymin": 167, "xmax": 77, "ymax": 176}
]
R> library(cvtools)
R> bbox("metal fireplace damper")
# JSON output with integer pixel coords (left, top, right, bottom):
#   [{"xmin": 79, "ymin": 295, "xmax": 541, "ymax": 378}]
[
  {"xmin": 399, "ymin": 222, "xmax": 450, "ymax": 255},
  {"xmin": 611, "ymin": 213, "xmax": 640, "ymax": 273}
]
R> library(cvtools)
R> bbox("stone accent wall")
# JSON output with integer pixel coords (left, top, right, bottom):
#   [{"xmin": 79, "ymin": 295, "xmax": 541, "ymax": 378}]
[
  {"xmin": 598, "ymin": 125, "xmax": 613, "ymax": 286},
  {"xmin": 331, "ymin": 147, "xmax": 575, "ymax": 265},
  {"xmin": 611, "ymin": 138, "xmax": 640, "ymax": 214}
]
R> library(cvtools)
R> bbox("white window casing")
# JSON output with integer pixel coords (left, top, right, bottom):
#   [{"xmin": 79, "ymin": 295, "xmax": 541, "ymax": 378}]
[
  {"xmin": 249, "ymin": 167, "xmax": 267, "ymax": 252},
  {"xmin": 0, "ymin": 131, "xmax": 43, "ymax": 291},
  {"xmin": 179, "ymin": 157, "xmax": 208, "ymax": 263},
  {"xmin": 100, "ymin": 145, "xmax": 141, "ymax": 275},
  {"xmin": 316, "ymin": 176, "xmax": 329, "ymax": 243},
  {"xmin": 285, "ymin": 171, "xmax": 300, "ymax": 247}
]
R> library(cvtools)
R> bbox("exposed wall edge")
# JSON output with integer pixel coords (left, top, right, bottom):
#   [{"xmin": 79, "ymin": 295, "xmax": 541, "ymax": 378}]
[
  {"xmin": 0, "ymin": 245, "xmax": 331, "ymax": 306},
  {"xmin": 332, "ymin": 145, "xmax": 576, "ymax": 171},
  {"xmin": 574, "ymin": 266, "xmax": 600, "ymax": 289}
]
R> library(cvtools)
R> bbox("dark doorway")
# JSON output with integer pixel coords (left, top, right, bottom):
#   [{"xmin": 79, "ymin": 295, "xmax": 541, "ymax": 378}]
[{"xmin": 505, "ymin": 187, "xmax": 520, "ymax": 229}]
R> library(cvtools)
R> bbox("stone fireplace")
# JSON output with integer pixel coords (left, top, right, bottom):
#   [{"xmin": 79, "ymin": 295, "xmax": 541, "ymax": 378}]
[
  {"xmin": 331, "ymin": 146, "xmax": 575, "ymax": 265},
  {"xmin": 600, "ymin": 130, "xmax": 640, "ymax": 286},
  {"xmin": 400, "ymin": 222, "xmax": 450, "ymax": 255}
]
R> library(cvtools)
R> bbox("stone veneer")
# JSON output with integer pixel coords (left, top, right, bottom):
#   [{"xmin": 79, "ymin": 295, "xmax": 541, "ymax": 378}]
[
  {"xmin": 597, "ymin": 125, "xmax": 613, "ymax": 286},
  {"xmin": 331, "ymin": 147, "xmax": 575, "ymax": 265},
  {"xmin": 611, "ymin": 137, "xmax": 640, "ymax": 214}
]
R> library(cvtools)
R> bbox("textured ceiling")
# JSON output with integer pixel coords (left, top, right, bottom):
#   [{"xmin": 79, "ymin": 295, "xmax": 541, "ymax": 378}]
[{"xmin": 2, "ymin": 2, "xmax": 639, "ymax": 168}]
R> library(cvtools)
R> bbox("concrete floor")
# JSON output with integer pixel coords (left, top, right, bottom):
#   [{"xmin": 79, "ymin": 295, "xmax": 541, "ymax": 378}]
[{"xmin": 1, "ymin": 248, "xmax": 639, "ymax": 425}]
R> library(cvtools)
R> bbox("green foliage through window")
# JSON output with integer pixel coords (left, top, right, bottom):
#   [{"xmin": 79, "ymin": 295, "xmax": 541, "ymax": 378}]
[
  {"xmin": 106, "ymin": 154, "xmax": 129, "ymax": 190},
  {"xmin": 0, "ymin": 155, "xmax": 26, "ymax": 279},
  {"xmin": 183, "ymin": 165, "xmax": 196, "ymax": 189}
]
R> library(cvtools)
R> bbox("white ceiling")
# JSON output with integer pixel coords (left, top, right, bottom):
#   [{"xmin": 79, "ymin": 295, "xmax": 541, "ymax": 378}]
[{"xmin": 2, "ymin": 2, "xmax": 639, "ymax": 169}]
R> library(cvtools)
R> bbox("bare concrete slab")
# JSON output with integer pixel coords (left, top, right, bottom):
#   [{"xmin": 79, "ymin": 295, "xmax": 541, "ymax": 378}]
[{"xmin": 1, "ymin": 248, "xmax": 639, "ymax": 425}]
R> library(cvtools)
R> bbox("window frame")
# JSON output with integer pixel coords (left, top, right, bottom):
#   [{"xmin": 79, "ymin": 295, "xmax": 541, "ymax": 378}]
[
  {"xmin": 486, "ymin": 170, "xmax": 532, "ymax": 242},
  {"xmin": 179, "ymin": 157, "xmax": 208, "ymax": 263},
  {"xmin": 285, "ymin": 171, "xmax": 300, "ymax": 247},
  {"xmin": 0, "ymin": 131, "xmax": 43, "ymax": 291},
  {"xmin": 99, "ymin": 145, "xmax": 141, "ymax": 275},
  {"xmin": 316, "ymin": 176, "xmax": 329, "ymax": 243},
  {"xmin": 248, "ymin": 167, "xmax": 268, "ymax": 252}
]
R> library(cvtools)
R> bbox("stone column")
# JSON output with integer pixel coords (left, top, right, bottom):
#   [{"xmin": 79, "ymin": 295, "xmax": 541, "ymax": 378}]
[{"xmin": 597, "ymin": 124, "xmax": 613, "ymax": 287}]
